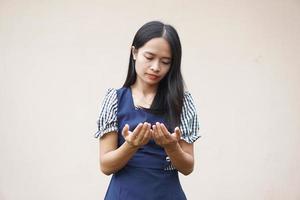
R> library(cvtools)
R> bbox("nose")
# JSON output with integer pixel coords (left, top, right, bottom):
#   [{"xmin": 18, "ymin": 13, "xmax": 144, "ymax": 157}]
[{"xmin": 150, "ymin": 60, "xmax": 160, "ymax": 72}]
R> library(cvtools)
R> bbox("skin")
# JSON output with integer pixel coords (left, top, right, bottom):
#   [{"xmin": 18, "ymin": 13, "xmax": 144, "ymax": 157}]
[{"xmin": 99, "ymin": 37, "xmax": 194, "ymax": 176}]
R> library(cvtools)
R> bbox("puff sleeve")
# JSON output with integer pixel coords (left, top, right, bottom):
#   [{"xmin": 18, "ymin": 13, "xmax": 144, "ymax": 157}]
[
  {"xmin": 179, "ymin": 91, "xmax": 201, "ymax": 143},
  {"xmin": 94, "ymin": 88, "xmax": 118, "ymax": 138}
]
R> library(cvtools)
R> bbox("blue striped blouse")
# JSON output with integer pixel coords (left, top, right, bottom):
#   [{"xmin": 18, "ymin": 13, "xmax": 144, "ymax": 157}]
[{"xmin": 94, "ymin": 88, "xmax": 201, "ymax": 143}]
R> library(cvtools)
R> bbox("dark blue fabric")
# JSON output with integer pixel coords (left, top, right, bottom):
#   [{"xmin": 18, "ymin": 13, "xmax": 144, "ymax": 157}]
[
  {"xmin": 105, "ymin": 167, "xmax": 187, "ymax": 200},
  {"xmin": 104, "ymin": 87, "xmax": 187, "ymax": 200}
]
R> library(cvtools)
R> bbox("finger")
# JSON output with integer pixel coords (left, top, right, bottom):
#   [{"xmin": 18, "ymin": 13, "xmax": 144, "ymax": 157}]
[
  {"xmin": 156, "ymin": 122, "xmax": 167, "ymax": 139},
  {"xmin": 132, "ymin": 123, "xmax": 143, "ymax": 137},
  {"xmin": 135, "ymin": 122, "xmax": 148, "ymax": 143},
  {"xmin": 150, "ymin": 129, "xmax": 154, "ymax": 139},
  {"xmin": 155, "ymin": 123, "xmax": 168, "ymax": 146},
  {"xmin": 151, "ymin": 125, "xmax": 157, "ymax": 139},
  {"xmin": 122, "ymin": 124, "xmax": 130, "ymax": 138},
  {"xmin": 160, "ymin": 123, "xmax": 171, "ymax": 137},
  {"xmin": 152, "ymin": 125, "xmax": 159, "ymax": 141},
  {"xmin": 172, "ymin": 127, "xmax": 181, "ymax": 141},
  {"xmin": 141, "ymin": 124, "xmax": 151, "ymax": 144}
]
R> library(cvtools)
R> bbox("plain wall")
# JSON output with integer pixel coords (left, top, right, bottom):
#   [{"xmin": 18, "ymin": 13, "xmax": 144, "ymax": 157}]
[{"xmin": 0, "ymin": 0, "xmax": 299, "ymax": 199}]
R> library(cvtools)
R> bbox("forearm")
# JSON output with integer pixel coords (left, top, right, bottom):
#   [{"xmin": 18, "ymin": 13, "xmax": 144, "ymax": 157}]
[
  {"xmin": 164, "ymin": 143, "xmax": 194, "ymax": 175},
  {"xmin": 100, "ymin": 142, "xmax": 138, "ymax": 175}
]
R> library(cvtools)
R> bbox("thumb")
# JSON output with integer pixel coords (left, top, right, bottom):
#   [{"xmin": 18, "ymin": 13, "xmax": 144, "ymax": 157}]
[
  {"xmin": 122, "ymin": 124, "xmax": 129, "ymax": 138},
  {"xmin": 150, "ymin": 129, "xmax": 154, "ymax": 139},
  {"xmin": 173, "ymin": 127, "xmax": 181, "ymax": 141}
]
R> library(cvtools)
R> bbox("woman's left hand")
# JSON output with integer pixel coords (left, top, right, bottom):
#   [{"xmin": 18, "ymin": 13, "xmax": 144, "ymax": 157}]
[{"xmin": 151, "ymin": 122, "xmax": 181, "ymax": 150}]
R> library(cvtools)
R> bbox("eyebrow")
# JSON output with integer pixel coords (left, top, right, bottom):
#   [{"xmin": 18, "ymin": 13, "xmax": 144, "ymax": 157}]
[{"xmin": 144, "ymin": 51, "xmax": 171, "ymax": 60}]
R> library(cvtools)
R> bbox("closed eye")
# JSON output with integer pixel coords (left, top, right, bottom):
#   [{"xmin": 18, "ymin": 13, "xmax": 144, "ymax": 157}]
[
  {"xmin": 145, "ymin": 55, "xmax": 153, "ymax": 60},
  {"xmin": 144, "ymin": 54, "xmax": 170, "ymax": 65}
]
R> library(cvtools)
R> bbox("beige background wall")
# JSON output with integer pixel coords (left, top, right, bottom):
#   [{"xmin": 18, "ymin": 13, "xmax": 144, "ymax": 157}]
[{"xmin": 1, "ymin": 0, "xmax": 299, "ymax": 199}]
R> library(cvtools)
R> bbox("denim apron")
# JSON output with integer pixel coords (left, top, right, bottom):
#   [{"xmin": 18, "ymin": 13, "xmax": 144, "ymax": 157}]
[{"xmin": 104, "ymin": 87, "xmax": 187, "ymax": 200}]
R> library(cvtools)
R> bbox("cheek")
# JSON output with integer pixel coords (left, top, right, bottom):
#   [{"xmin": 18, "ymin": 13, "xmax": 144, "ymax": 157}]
[
  {"xmin": 134, "ymin": 61, "xmax": 146, "ymax": 74},
  {"xmin": 136, "ymin": 58, "xmax": 149, "ymax": 69},
  {"xmin": 161, "ymin": 66, "xmax": 171, "ymax": 76}
]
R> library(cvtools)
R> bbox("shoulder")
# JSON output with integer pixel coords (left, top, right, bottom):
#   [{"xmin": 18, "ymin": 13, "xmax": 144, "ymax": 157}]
[
  {"xmin": 102, "ymin": 87, "xmax": 126, "ymax": 100},
  {"xmin": 104, "ymin": 87, "xmax": 129, "ymax": 97},
  {"xmin": 183, "ymin": 90, "xmax": 192, "ymax": 99},
  {"xmin": 180, "ymin": 90, "xmax": 198, "ymax": 124},
  {"xmin": 182, "ymin": 90, "xmax": 197, "ymax": 109},
  {"xmin": 101, "ymin": 87, "xmax": 131, "ymax": 106},
  {"xmin": 104, "ymin": 88, "xmax": 117, "ymax": 97},
  {"xmin": 100, "ymin": 88, "xmax": 118, "ymax": 109}
]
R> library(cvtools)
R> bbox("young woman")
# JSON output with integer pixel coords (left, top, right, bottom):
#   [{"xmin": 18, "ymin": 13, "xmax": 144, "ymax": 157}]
[{"xmin": 94, "ymin": 21, "xmax": 201, "ymax": 200}]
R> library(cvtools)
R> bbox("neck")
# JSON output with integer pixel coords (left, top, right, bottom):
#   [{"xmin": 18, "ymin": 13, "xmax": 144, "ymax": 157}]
[{"xmin": 131, "ymin": 81, "xmax": 158, "ymax": 97}]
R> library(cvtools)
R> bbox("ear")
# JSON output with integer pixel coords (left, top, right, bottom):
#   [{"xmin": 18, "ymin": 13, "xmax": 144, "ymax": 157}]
[{"xmin": 131, "ymin": 46, "xmax": 137, "ymax": 60}]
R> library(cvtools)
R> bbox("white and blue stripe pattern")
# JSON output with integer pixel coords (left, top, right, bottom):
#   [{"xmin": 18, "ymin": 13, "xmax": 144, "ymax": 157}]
[
  {"xmin": 179, "ymin": 91, "xmax": 201, "ymax": 144},
  {"xmin": 94, "ymin": 88, "xmax": 118, "ymax": 138}
]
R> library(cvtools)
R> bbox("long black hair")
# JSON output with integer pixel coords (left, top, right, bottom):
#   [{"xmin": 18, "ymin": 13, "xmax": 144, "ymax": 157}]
[{"xmin": 123, "ymin": 21, "xmax": 185, "ymax": 129}]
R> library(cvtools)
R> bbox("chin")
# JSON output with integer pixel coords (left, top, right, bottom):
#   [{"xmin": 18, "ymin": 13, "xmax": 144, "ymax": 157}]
[{"xmin": 144, "ymin": 80, "xmax": 159, "ymax": 86}]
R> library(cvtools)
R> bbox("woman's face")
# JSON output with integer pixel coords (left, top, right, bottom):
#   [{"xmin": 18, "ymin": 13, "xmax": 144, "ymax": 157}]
[{"xmin": 132, "ymin": 37, "xmax": 172, "ymax": 87}]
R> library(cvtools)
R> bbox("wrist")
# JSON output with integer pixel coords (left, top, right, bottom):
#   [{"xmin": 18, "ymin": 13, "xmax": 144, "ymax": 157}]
[
  {"xmin": 124, "ymin": 140, "xmax": 140, "ymax": 151},
  {"xmin": 164, "ymin": 142, "xmax": 181, "ymax": 154}
]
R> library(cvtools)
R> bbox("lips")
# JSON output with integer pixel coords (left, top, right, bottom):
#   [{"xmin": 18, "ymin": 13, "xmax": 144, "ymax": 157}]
[{"xmin": 146, "ymin": 73, "xmax": 159, "ymax": 80}]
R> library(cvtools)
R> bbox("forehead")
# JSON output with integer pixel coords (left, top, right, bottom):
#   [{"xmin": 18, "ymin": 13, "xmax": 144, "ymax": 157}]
[{"xmin": 139, "ymin": 37, "xmax": 171, "ymax": 59}]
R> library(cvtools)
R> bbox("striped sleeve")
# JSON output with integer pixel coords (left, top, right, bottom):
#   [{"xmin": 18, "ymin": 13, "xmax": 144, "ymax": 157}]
[
  {"xmin": 179, "ymin": 91, "xmax": 201, "ymax": 143},
  {"xmin": 94, "ymin": 88, "xmax": 118, "ymax": 138}
]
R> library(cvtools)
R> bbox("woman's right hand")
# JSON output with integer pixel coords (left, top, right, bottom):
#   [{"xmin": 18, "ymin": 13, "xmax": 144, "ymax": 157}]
[{"xmin": 122, "ymin": 122, "xmax": 151, "ymax": 148}]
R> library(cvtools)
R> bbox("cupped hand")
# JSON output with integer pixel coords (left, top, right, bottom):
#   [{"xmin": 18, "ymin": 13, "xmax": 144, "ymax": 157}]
[
  {"xmin": 122, "ymin": 122, "xmax": 151, "ymax": 148},
  {"xmin": 151, "ymin": 122, "xmax": 181, "ymax": 149}
]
